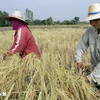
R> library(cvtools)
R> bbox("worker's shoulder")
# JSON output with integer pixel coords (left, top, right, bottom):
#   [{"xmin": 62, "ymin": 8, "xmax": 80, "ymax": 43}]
[
  {"xmin": 20, "ymin": 25, "xmax": 28, "ymax": 29},
  {"xmin": 18, "ymin": 25, "xmax": 30, "ymax": 32},
  {"xmin": 87, "ymin": 25, "xmax": 95, "ymax": 30}
]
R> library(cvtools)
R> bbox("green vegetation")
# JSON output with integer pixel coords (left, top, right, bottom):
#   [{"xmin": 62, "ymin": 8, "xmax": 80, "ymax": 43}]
[{"xmin": 0, "ymin": 8, "xmax": 88, "ymax": 26}]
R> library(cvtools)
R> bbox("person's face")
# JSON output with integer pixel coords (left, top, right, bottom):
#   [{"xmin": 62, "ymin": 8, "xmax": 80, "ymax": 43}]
[
  {"xmin": 10, "ymin": 18, "xmax": 18, "ymax": 30},
  {"xmin": 90, "ymin": 18, "xmax": 100, "ymax": 29}
]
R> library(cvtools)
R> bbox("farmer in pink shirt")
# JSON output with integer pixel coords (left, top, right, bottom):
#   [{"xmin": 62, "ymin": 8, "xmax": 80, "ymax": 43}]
[{"xmin": 3, "ymin": 10, "xmax": 41, "ymax": 59}]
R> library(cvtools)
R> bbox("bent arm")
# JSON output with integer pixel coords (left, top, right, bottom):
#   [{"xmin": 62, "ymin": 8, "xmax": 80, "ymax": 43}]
[
  {"xmin": 9, "ymin": 28, "xmax": 27, "ymax": 54},
  {"xmin": 75, "ymin": 29, "xmax": 90, "ymax": 63}
]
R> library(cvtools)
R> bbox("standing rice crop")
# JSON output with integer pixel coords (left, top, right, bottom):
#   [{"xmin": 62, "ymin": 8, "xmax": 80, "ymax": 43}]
[{"xmin": 0, "ymin": 27, "xmax": 99, "ymax": 100}]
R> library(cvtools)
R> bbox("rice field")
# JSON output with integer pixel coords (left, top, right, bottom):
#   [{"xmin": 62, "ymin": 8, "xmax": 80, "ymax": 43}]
[{"xmin": 0, "ymin": 26, "xmax": 100, "ymax": 100}]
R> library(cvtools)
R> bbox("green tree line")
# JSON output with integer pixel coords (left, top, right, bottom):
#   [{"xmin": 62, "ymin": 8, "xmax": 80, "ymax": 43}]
[{"xmin": 0, "ymin": 8, "xmax": 80, "ymax": 27}]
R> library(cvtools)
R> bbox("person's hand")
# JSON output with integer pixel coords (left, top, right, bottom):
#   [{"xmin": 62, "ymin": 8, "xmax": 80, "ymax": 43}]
[
  {"xmin": 77, "ymin": 62, "xmax": 85, "ymax": 74},
  {"xmin": 2, "ymin": 53, "xmax": 7, "ymax": 60},
  {"xmin": 84, "ymin": 76, "xmax": 90, "ymax": 83}
]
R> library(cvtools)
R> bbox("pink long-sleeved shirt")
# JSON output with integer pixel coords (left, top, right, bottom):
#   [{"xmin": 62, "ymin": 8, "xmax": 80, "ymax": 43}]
[{"xmin": 8, "ymin": 25, "xmax": 41, "ymax": 58}]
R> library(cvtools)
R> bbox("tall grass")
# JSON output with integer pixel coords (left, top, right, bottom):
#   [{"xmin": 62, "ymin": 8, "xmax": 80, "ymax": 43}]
[{"xmin": 0, "ymin": 27, "xmax": 99, "ymax": 100}]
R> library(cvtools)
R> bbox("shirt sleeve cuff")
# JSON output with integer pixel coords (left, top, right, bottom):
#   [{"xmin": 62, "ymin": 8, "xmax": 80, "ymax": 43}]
[{"xmin": 86, "ymin": 74, "xmax": 97, "ymax": 83}]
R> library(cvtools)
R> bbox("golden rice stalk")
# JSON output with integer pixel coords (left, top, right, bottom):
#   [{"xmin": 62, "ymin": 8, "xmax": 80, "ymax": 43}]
[{"xmin": 4, "ymin": 84, "xmax": 14, "ymax": 100}]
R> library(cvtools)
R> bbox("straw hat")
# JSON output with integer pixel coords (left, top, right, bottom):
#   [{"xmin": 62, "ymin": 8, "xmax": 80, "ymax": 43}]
[
  {"xmin": 5, "ymin": 10, "xmax": 26, "ymax": 23},
  {"xmin": 84, "ymin": 3, "xmax": 100, "ymax": 21}
]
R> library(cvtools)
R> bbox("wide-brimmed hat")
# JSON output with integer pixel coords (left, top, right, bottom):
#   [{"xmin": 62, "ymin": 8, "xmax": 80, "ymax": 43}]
[
  {"xmin": 84, "ymin": 3, "xmax": 100, "ymax": 21},
  {"xmin": 5, "ymin": 10, "xmax": 26, "ymax": 23}
]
